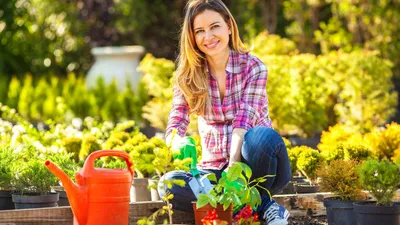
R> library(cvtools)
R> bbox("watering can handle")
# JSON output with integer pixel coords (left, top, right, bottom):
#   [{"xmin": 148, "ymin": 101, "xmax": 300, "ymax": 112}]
[{"xmin": 84, "ymin": 150, "xmax": 134, "ymax": 176}]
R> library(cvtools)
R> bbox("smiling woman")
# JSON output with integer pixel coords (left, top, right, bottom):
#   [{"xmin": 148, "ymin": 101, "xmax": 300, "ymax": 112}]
[
  {"xmin": 193, "ymin": 10, "xmax": 231, "ymax": 59},
  {"xmin": 159, "ymin": 1, "xmax": 292, "ymax": 225}
]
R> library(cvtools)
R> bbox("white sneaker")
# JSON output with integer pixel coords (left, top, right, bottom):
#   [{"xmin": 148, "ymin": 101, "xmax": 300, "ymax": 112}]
[{"xmin": 263, "ymin": 201, "xmax": 290, "ymax": 225}]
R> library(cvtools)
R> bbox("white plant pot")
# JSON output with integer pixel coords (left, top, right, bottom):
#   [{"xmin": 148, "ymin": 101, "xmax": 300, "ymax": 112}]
[{"xmin": 86, "ymin": 45, "xmax": 145, "ymax": 91}]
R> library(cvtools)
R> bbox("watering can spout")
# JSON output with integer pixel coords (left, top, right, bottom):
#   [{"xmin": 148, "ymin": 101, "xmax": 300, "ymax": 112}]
[{"xmin": 45, "ymin": 160, "xmax": 88, "ymax": 225}]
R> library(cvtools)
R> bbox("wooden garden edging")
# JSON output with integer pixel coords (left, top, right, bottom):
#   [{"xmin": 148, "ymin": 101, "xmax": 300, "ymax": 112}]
[{"xmin": 0, "ymin": 191, "xmax": 399, "ymax": 225}]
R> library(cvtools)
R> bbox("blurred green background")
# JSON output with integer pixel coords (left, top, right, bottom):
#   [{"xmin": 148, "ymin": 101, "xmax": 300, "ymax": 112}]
[{"xmin": 0, "ymin": 0, "xmax": 399, "ymax": 137}]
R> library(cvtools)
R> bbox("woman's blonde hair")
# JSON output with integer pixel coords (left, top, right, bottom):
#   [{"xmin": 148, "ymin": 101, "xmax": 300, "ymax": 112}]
[{"xmin": 175, "ymin": 0, "xmax": 248, "ymax": 115}]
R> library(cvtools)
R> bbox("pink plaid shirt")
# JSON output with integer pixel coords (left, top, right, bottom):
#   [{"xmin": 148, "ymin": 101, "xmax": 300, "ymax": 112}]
[{"xmin": 166, "ymin": 50, "xmax": 272, "ymax": 170}]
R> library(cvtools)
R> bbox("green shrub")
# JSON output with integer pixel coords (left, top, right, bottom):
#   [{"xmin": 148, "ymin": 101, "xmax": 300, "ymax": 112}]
[
  {"xmin": 0, "ymin": 146, "xmax": 16, "ymax": 190},
  {"xmin": 2, "ymin": 73, "xmax": 148, "ymax": 124},
  {"xmin": 251, "ymin": 31, "xmax": 299, "ymax": 56},
  {"xmin": 12, "ymin": 146, "xmax": 59, "ymax": 195},
  {"xmin": 79, "ymin": 134, "xmax": 101, "ymax": 161},
  {"xmin": 46, "ymin": 152, "xmax": 79, "ymax": 181},
  {"xmin": 365, "ymin": 122, "xmax": 400, "ymax": 163},
  {"xmin": 318, "ymin": 124, "xmax": 363, "ymax": 162},
  {"xmin": 5, "ymin": 76, "xmax": 21, "ymax": 109},
  {"xmin": 142, "ymin": 99, "xmax": 172, "ymax": 132},
  {"xmin": 17, "ymin": 75, "xmax": 35, "ymax": 120},
  {"xmin": 294, "ymin": 146, "xmax": 324, "ymax": 183},
  {"xmin": 61, "ymin": 136, "xmax": 82, "ymax": 162},
  {"xmin": 333, "ymin": 51, "xmax": 397, "ymax": 133},
  {"xmin": 129, "ymin": 142, "xmax": 156, "ymax": 178},
  {"xmin": 138, "ymin": 54, "xmax": 175, "ymax": 99},
  {"xmin": 252, "ymin": 45, "xmax": 397, "ymax": 137},
  {"xmin": 358, "ymin": 159, "xmax": 400, "ymax": 206},
  {"xmin": 282, "ymin": 137, "xmax": 292, "ymax": 150},
  {"xmin": 287, "ymin": 146, "xmax": 301, "ymax": 176},
  {"xmin": 343, "ymin": 144, "xmax": 371, "ymax": 161},
  {"xmin": 317, "ymin": 159, "xmax": 365, "ymax": 201}
]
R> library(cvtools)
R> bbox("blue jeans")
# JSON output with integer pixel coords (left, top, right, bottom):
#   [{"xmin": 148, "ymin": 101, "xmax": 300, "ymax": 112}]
[{"xmin": 158, "ymin": 127, "xmax": 291, "ymax": 213}]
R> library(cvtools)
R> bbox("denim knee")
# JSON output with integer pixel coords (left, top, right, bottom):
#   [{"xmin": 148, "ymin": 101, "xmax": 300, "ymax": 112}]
[
  {"xmin": 158, "ymin": 171, "xmax": 185, "ymax": 197},
  {"xmin": 243, "ymin": 126, "xmax": 285, "ymax": 157}
]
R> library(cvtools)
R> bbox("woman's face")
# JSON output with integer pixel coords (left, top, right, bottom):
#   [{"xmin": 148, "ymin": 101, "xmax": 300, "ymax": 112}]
[{"xmin": 193, "ymin": 10, "xmax": 231, "ymax": 58}]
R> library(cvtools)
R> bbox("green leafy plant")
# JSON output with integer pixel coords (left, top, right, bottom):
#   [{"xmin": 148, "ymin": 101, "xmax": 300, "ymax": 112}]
[
  {"xmin": 79, "ymin": 134, "xmax": 102, "ymax": 161},
  {"xmin": 47, "ymin": 152, "xmax": 80, "ymax": 182},
  {"xmin": 12, "ymin": 146, "xmax": 59, "ymax": 195},
  {"xmin": 196, "ymin": 162, "xmax": 274, "ymax": 211},
  {"xmin": 294, "ymin": 146, "xmax": 324, "ymax": 184},
  {"xmin": 318, "ymin": 124, "xmax": 357, "ymax": 162},
  {"xmin": 61, "ymin": 136, "xmax": 82, "ymax": 162},
  {"xmin": 129, "ymin": 142, "xmax": 156, "ymax": 178},
  {"xmin": 137, "ymin": 131, "xmax": 187, "ymax": 225},
  {"xmin": 287, "ymin": 146, "xmax": 301, "ymax": 176},
  {"xmin": 358, "ymin": 159, "xmax": 400, "ymax": 206},
  {"xmin": 0, "ymin": 146, "xmax": 16, "ymax": 190},
  {"xmin": 342, "ymin": 144, "xmax": 371, "ymax": 161},
  {"xmin": 317, "ymin": 159, "xmax": 365, "ymax": 201},
  {"xmin": 365, "ymin": 122, "xmax": 400, "ymax": 163}
]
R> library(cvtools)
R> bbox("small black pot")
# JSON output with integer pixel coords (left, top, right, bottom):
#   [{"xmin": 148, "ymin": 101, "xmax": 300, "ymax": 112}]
[
  {"xmin": 324, "ymin": 197, "xmax": 357, "ymax": 225},
  {"xmin": 292, "ymin": 176, "xmax": 310, "ymax": 184},
  {"xmin": 353, "ymin": 201, "xmax": 400, "ymax": 225},
  {"xmin": 281, "ymin": 181, "xmax": 295, "ymax": 194},
  {"xmin": 295, "ymin": 184, "xmax": 320, "ymax": 193},
  {"xmin": 56, "ymin": 190, "xmax": 70, "ymax": 206},
  {"xmin": 0, "ymin": 190, "xmax": 14, "ymax": 210},
  {"xmin": 12, "ymin": 192, "xmax": 59, "ymax": 209}
]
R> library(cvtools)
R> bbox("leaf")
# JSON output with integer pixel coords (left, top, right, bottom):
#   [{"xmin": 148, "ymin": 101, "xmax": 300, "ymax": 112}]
[
  {"xmin": 218, "ymin": 176, "xmax": 227, "ymax": 186},
  {"xmin": 237, "ymin": 162, "xmax": 252, "ymax": 179},
  {"xmin": 232, "ymin": 194, "xmax": 241, "ymax": 206},
  {"xmin": 226, "ymin": 164, "xmax": 242, "ymax": 182},
  {"xmin": 210, "ymin": 197, "xmax": 217, "ymax": 208},
  {"xmin": 196, "ymin": 194, "xmax": 210, "ymax": 209},
  {"xmin": 223, "ymin": 201, "xmax": 231, "ymax": 211},
  {"xmin": 204, "ymin": 173, "xmax": 217, "ymax": 182},
  {"xmin": 241, "ymin": 189, "xmax": 250, "ymax": 203},
  {"xmin": 255, "ymin": 178, "xmax": 267, "ymax": 183},
  {"xmin": 250, "ymin": 187, "xmax": 261, "ymax": 208}
]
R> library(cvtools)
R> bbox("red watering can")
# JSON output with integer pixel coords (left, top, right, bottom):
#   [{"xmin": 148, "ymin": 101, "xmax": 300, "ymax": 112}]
[{"xmin": 46, "ymin": 150, "xmax": 133, "ymax": 225}]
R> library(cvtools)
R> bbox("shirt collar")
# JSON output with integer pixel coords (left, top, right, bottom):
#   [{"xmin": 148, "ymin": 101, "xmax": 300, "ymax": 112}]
[{"xmin": 205, "ymin": 49, "xmax": 241, "ymax": 74}]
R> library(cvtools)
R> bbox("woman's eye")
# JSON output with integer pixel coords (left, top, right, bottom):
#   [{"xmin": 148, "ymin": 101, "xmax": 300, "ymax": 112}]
[
  {"xmin": 195, "ymin": 30, "xmax": 204, "ymax": 34},
  {"xmin": 212, "ymin": 25, "xmax": 220, "ymax": 29}
]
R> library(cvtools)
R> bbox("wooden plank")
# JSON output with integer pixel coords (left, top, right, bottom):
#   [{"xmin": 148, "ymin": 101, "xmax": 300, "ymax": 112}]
[
  {"xmin": 0, "ymin": 190, "xmax": 398, "ymax": 225},
  {"xmin": 0, "ymin": 206, "xmax": 73, "ymax": 225},
  {"xmin": 0, "ymin": 202, "xmax": 193, "ymax": 225}
]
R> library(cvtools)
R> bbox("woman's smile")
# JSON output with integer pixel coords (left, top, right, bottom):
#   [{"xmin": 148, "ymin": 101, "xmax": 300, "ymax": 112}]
[{"xmin": 205, "ymin": 40, "xmax": 220, "ymax": 49}]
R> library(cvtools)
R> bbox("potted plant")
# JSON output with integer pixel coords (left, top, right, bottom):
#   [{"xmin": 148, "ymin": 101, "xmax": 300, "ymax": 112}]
[
  {"xmin": 317, "ymin": 159, "xmax": 367, "ymax": 225},
  {"xmin": 48, "ymin": 152, "xmax": 79, "ymax": 206},
  {"xmin": 136, "ymin": 133, "xmax": 189, "ymax": 225},
  {"xmin": 0, "ymin": 146, "xmax": 16, "ymax": 210},
  {"xmin": 353, "ymin": 159, "xmax": 400, "ymax": 225},
  {"xmin": 194, "ymin": 162, "xmax": 273, "ymax": 225},
  {"xmin": 293, "ymin": 146, "xmax": 324, "ymax": 193},
  {"xmin": 11, "ymin": 146, "xmax": 60, "ymax": 209},
  {"xmin": 126, "ymin": 133, "xmax": 156, "ymax": 202}
]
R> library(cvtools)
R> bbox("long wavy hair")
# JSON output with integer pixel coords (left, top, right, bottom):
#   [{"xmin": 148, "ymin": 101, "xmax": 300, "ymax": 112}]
[{"xmin": 175, "ymin": 0, "xmax": 248, "ymax": 115}]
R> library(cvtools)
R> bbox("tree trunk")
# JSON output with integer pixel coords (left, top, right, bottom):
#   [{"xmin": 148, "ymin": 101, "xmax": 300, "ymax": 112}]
[{"xmin": 260, "ymin": 0, "xmax": 278, "ymax": 33}]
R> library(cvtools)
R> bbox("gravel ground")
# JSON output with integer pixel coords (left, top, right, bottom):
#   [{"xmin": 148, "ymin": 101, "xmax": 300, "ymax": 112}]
[{"xmin": 288, "ymin": 216, "xmax": 328, "ymax": 225}]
